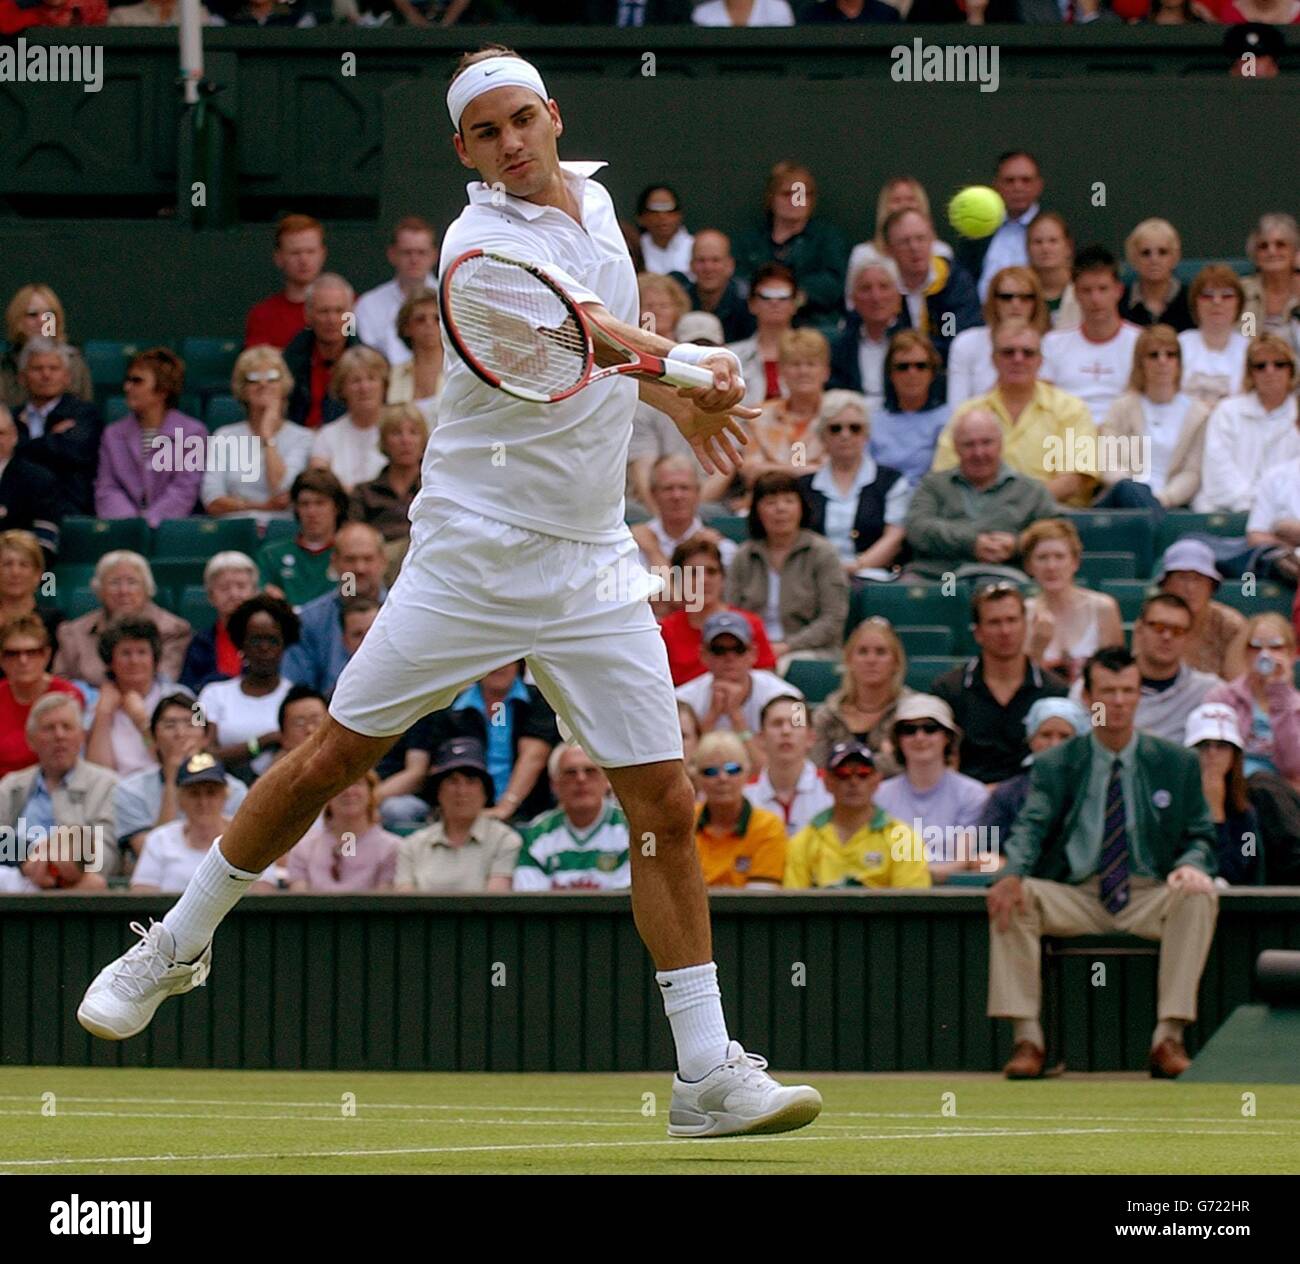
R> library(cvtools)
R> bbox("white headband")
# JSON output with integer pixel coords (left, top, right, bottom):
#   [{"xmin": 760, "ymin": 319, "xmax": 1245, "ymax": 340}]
[{"xmin": 447, "ymin": 56, "xmax": 549, "ymax": 132}]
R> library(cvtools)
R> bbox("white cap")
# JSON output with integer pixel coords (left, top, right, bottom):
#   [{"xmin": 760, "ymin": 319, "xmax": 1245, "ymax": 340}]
[
  {"xmin": 1185, "ymin": 703, "xmax": 1243, "ymax": 750},
  {"xmin": 894, "ymin": 693, "xmax": 958, "ymax": 733}
]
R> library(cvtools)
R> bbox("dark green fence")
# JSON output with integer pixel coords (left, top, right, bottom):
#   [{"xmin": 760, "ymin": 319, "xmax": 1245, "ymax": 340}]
[{"xmin": 3, "ymin": 890, "xmax": 1297, "ymax": 1073}]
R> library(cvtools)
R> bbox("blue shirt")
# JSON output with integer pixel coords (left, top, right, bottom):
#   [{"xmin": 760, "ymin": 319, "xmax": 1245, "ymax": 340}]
[
  {"xmin": 870, "ymin": 404, "xmax": 952, "ymax": 486},
  {"xmin": 18, "ymin": 769, "xmax": 60, "ymax": 865},
  {"xmin": 282, "ymin": 585, "xmax": 388, "ymax": 695},
  {"xmin": 1244, "ymin": 702, "xmax": 1277, "ymax": 779},
  {"xmin": 453, "ymin": 677, "xmax": 531, "ymax": 799}
]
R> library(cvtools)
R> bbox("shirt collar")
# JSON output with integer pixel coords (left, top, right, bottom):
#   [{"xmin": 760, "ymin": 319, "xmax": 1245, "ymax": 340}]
[
  {"xmin": 811, "ymin": 456, "xmax": 876, "ymax": 497},
  {"xmin": 466, "ymin": 160, "xmax": 608, "ymax": 222},
  {"xmin": 697, "ymin": 798, "xmax": 753, "ymax": 835},
  {"xmin": 952, "ymin": 461, "xmax": 1013, "ymax": 492},
  {"xmin": 1090, "ymin": 729, "xmax": 1138, "ymax": 769},
  {"xmin": 1011, "ymin": 202, "xmax": 1039, "ymax": 229},
  {"xmin": 454, "ymin": 675, "xmax": 529, "ymax": 712}
]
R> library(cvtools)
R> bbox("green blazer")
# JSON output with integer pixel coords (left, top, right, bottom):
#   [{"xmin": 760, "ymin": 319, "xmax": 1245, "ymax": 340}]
[{"xmin": 1003, "ymin": 733, "xmax": 1217, "ymax": 881}]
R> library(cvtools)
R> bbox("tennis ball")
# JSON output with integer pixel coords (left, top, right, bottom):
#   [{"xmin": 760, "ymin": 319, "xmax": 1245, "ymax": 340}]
[{"xmin": 947, "ymin": 186, "xmax": 1006, "ymax": 240}]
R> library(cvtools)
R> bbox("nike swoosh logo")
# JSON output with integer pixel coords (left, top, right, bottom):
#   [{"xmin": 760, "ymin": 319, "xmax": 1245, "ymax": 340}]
[{"xmin": 484, "ymin": 68, "xmax": 499, "ymax": 77}]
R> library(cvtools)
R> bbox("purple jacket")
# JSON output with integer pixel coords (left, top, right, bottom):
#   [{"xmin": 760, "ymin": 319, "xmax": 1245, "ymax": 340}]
[
  {"xmin": 94, "ymin": 410, "xmax": 207, "ymax": 528},
  {"xmin": 1205, "ymin": 674, "xmax": 1300, "ymax": 783}
]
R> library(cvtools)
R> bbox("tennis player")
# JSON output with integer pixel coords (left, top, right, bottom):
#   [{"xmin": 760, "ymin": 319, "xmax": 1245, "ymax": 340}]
[{"xmin": 79, "ymin": 46, "xmax": 821, "ymax": 1138}]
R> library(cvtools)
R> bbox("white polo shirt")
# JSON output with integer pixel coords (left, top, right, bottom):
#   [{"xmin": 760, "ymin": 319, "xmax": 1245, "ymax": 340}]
[
  {"xmin": 748, "ymin": 760, "xmax": 833, "ymax": 834},
  {"xmin": 354, "ymin": 275, "xmax": 437, "ymax": 367},
  {"xmin": 1041, "ymin": 323, "xmax": 1141, "ymax": 424},
  {"xmin": 675, "ymin": 669, "xmax": 803, "ymax": 734},
  {"xmin": 416, "ymin": 161, "xmax": 640, "ymax": 544},
  {"xmin": 1248, "ymin": 454, "xmax": 1300, "ymax": 535}
]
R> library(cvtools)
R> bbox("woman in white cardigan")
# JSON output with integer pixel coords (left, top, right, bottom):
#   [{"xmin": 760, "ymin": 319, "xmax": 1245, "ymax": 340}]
[{"xmin": 1094, "ymin": 323, "xmax": 1211, "ymax": 511}]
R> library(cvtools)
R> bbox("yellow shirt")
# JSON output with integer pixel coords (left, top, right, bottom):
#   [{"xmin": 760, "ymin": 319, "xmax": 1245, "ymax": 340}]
[
  {"xmin": 695, "ymin": 799, "xmax": 788, "ymax": 888},
  {"xmin": 931, "ymin": 381, "xmax": 1098, "ymax": 506},
  {"xmin": 784, "ymin": 806, "xmax": 932, "ymax": 889}
]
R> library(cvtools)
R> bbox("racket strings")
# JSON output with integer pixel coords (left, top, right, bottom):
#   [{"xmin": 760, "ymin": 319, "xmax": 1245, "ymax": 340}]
[{"xmin": 448, "ymin": 255, "xmax": 588, "ymax": 395}]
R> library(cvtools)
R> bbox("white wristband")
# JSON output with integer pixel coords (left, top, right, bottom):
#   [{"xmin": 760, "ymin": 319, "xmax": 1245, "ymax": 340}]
[{"xmin": 669, "ymin": 343, "xmax": 742, "ymax": 375}]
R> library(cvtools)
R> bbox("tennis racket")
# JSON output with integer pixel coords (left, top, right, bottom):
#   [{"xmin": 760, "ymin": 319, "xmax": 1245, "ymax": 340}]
[{"xmin": 440, "ymin": 248, "xmax": 721, "ymax": 404}]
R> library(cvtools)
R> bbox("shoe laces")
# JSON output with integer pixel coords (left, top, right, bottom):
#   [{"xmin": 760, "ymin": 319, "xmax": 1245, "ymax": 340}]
[
  {"xmin": 720, "ymin": 1047, "xmax": 774, "ymax": 1088},
  {"xmin": 109, "ymin": 921, "xmax": 180, "ymax": 1001}
]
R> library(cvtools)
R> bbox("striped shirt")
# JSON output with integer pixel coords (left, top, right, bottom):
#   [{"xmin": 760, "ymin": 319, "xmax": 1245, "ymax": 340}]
[{"xmin": 513, "ymin": 802, "xmax": 631, "ymax": 891}]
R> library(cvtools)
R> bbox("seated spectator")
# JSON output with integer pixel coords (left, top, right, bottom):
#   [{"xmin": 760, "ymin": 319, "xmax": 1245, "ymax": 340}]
[
  {"xmin": 0, "ymin": 0, "xmax": 107, "ymax": 37},
  {"xmin": 1040, "ymin": 247, "xmax": 1141, "ymax": 426},
  {"xmin": 386, "ymin": 288, "xmax": 443, "ymax": 425},
  {"xmin": 1026, "ymin": 211, "xmax": 1081, "ymax": 331},
  {"xmin": 797, "ymin": 390, "xmax": 909, "ymax": 576},
  {"xmin": 109, "ymin": 0, "xmax": 219, "ymax": 25},
  {"xmin": 271, "ymin": 684, "xmax": 328, "ymax": 762},
  {"xmin": 395, "ymin": 738, "xmax": 521, "ymax": 893},
  {"xmin": 987, "ymin": 645, "xmax": 1217, "ymax": 1081},
  {"xmin": 797, "ymin": 0, "xmax": 900, "ymax": 24},
  {"xmin": 675, "ymin": 230, "xmax": 755, "ymax": 344},
  {"xmin": 783, "ymin": 740, "xmax": 930, "ymax": 889},
  {"xmin": 422, "ymin": 661, "xmax": 559, "ymax": 823},
  {"xmin": 286, "ymin": 772, "xmax": 399, "ymax": 892},
  {"xmin": 202, "ymin": 345, "xmax": 313, "ymax": 523},
  {"xmin": 285, "ymin": 274, "xmax": 361, "ymax": 429},
  {"xmin": 1119, "ymin": 218, "xmax": 1194, "ymax": 332},
  {"xmin": 87, "ymin": 617, "xmax": 184, "ymax": 776},
  {"xmin": 1021, "ymin": 519, "xmax": 1124, "ymax": 684},
  {"xmin": 691, "ymin": 731, "xmax": 787, "ymax": 888},
  {"xmin": 282, "ymin": 522, "xmax": 387, "ymax": 695},
  {"xmin": 881, "ymin": 207, "xmax": 981, "ymax": 364},
  {"xmin": 745, "ymin": 330, "xmax": 830, "ymax": 486},
  {"xmin": 933, "ymin": 583, "xmax": 1068, "ymax": 785},
  {"xmin": 977, "ymin": 696, "xmax": 1091, "ymax": 843},
  {"xmin": 349, "ymin": 404, "xmax": 426, "ymax": 583},
  {"xmin": 1247, "ymin": 413, "xmax": 1300, "ymax": 560},
  {"xmin": 340, "ymin": 595, "xmax": 379, "ymax": 656},
  {"xmin": 244, "ymin": 213, "xmax": 326, "ymax": 351},
  {"xmin": 94, "ymin": 347, "xmax": 205, "ymax": 528},
  {"xmin": 934, "ymin": 321, "xmax": 1097, "ymax": 507},
  {"xmin": 310, "ymin": 346, "xmax": 389, "ymax": 492},
  {"xmin": 734, "ymin": 161, "xmax": 848, "ymax": 335},
  {"xmin": 374, "ymin": 709, "xmax": 437, "ymax": 829},
  {"xmin": 1095, "ymin": 324, "xmax": 1211, "ymax": 512},
  {"xmin": 904, "ymin": 409, "xmax": 1059, "ymax": 581},
  {"xmin": 1241, "ymin": 212, "xmax": 1300, "ymax": 347},
  {"xmin": 1185, "ymin": 703, "xmax": 1261, "ymax": 886},
  {"xmin": 0, "ymin": 284, "xmax": 92, "ymax": 409},
  {"xmin": 0, "ymin": 693, "xmax": 115, "ymax": 892},
  {"xmin": 53, "ymin": 551, "xmax": 191, "ymax": 688},
  {"xmin": 632, "ymin": 455, "xmax": 736, "ymax": 578},
  {"xmin": 679, "ymin": 699, "xmax": 702, "ymax": 768},
  {"xmin": 695, "ymin": 0, "xmax": 795, "ymax": 22},
  {"xmin": 749, "ymin": 695, "xmax": 832, "ymax": 834},
  {"xmin": 115, "ymin": 692, "xmax": 247, "ymax": 865},
  {"xmin": 811, "ymin": 616, "xmax": 914, "ymax": 776},
  {"xmin": 726, "ymin": 472, "xmax": 849, "ymax": 663},
  {"xmin": 637, "ymin": 186, "xmax": 693, "ymax": 278},
  {"xmin": 845, "ymin": 177, "xmax": 955, "ymax": 307},
  {"xmin": 1156, "ymin": 540, "xmax": 1247, "ymax": 681},
  {"xmin": 870, "ymin": 331, "xmax": 951, "ymax": 488},
  {"xmin": 257, "ymin": 468, "xmax": 348, "ymax": 608},
  {"xmin": 1194, "ymin": 334, "xmax": 1299, "ymax": 513},
  {"xmin": 948, "ymin": 267, "xmax": 1048, "ymax": 409},
  {"xmin": 660, "ymin": 536, "xmax": 775, "ymax": 685},
  {"xmin": 514, "ymin": 742, "xmax": 631, "ymax": 890},
  {"xmin": 828, "ymin": 255, "xmax": 902, "ymax": 412},
  {"xmin": 955, "ymin": 151, "xmax": 1043, "ymax": 303},
  {"xmin": 0, "ymin": 529, "xmax": 62, "ymax": 650},
  {"xmin": 638, "ymin": 271, "xmax": 691, "ymax": 342},
  {"xmin": 0, "ymin": 405, "xmax": 60, "ymax": 558},
  {"xmin": 179, "ymin": 552, "xmax": 258, "ymax": 692},
  {"xmin": 355, "ymin": 216, "xmax": 438, "ymax": 368},
  {"xmin": 197, "ymin": 595, "xmax": 299, "ymax": 770},
  {"xmin": 727, "ymin": 262, "xmax": 798, "ymax": 408},
  {"xmin": 675, "ymin": 611, "xmax": 801, "ymax": 767},
  {"xmin": 1178, "ymin": 266, "xmax": 1249, "ymax": 410},
  {"xmin": 875, "ymin": 694, "xmax": 990, "ymax": 883},
  {"xmin": 132, "ymin": 753, "xmax": 275, "ymax": 894},
  {"xmin": 12, "ymin": 336, "xmax": 102, "ymax": 518},
  {"xmin": 1205, "ymin": 613, "xmax": 1300, "ymax": 883},
  {"xmin": 0, "ymin": 614, "xmax": 83, "ymax": 778}
]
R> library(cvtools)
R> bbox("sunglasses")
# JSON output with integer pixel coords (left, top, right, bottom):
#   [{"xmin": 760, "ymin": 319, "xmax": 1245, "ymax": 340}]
[
  {"xmin": 1145, "ymin": 349, "xmax": 1180, "ymax": 360},
  {"xmin": 891, "ymin": 361, "xmax": 931, "ymax": 372},
  {"xmin": 1249, "ymin": 639, "xmax": 1286, "ymax": 650},
  {"xmin": 245, "ymin": 370, "xmax": 283, "ymax": 383},
  {"xmin": 701, "ymin": 762, "xmax": 744, "ymax": 778},
  {"xmin": 994, "ymin": 291, "xmax": 1035, "ymax": 302},
  {"xmin": 995, "ymin": 347, "xmax": 1039, "ymax": 359},
  {"xmin": 831, "ymin": 763, "xmax": 874, "ymax": 780},
  {"xmin": 1198, "ymin": 290, "xmax": 1237, "ymax": 301},
  {"xmin": 1251, "ymin": 360, "xmax": 1291, "ymax": 371},
  {"xmin": 1138, "ymin": 247, "xmax": 1172, "ymax": 257},
  {"xmin": 1142, "ymin": 619, "xmax": 1190, "ymax": 637},
  {"xmin": 707, "ymin": 642, "xmax": 748, "ymax": 657},
  {"xmin": 897, "ymin": 721, "xmax": 944, "ymax": 737},
  {"xmin": 1, "ymin": 646, "xmax": 47, "ymax": 660},
  {"xmin": 755, "ymin": 291, "xmax": 795, "ymax": 302},
  {"xmin": 828, "ymin": 422, "xmax": 865, "ymax": 435}
]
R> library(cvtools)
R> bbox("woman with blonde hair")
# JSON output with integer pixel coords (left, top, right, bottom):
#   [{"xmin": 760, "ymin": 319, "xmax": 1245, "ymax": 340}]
[
  {"xmin": 843, "ymin": 176, "xmax": 953, "ymax": 310},
  {"xmin": 310, "ymin": 345, "xmax": 390, "ymax": 492},
  {"xmin": 637, "ymin": 272, "xmax": 691, "ymax": 343},
  {"xmin": 349, "ymin": 403, "xmax": 427, "ymax": 585},
  {"xmin": 1120, "ymin": 218, "xmax": 1193, "ymax": 332},
  {"xmin": 387, "ymin": 287, "xmax": 443, "ymax": 424},
  {"xmin": 947, "ymin": 265, "xmax": 1047, "ymax": 407},
  {"xmin": 746, "ymin": 328, "xmax": 830, "ymax": 485},
  {"xmin": 1241, "ymin": 213, "xmax": 1300, "ymax": 346},
  {"xmin": 1021, "ymin": 519, "xmax": 1124, "ymax": 683},
  {"xmin": 1178, "ymin": 264, "xmax": 1250, "ymax": 409},
  {"xmin": 1, "ymin": 283, "xmax": 92, "ymax": 407},
  {"xmin": 1095, "ymin": 323, "xmax": 1211, "ymax": 511},
  {"xmin": 0, "ymin": 529, "xmax": 61, "ymax": 648},
  {"xmin": 1026, "ymin": 212, "xmax": 1081, "ymax": 330},
  {"xmin": 811, "ymin": 616, "xmax": 913, "ymax": 776},
  {"xmin": 690, "ymin": 730, "xmax": 787, "ymax": 890},
  {"xmin": 203, "ymin": 345, "xmax": 313, "ymax": 522}
]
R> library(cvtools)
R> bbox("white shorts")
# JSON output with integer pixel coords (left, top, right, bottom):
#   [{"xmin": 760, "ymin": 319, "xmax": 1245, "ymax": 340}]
[{"xmin": 328, "ymin": 501, "xmax": 684, "ymax": 769}]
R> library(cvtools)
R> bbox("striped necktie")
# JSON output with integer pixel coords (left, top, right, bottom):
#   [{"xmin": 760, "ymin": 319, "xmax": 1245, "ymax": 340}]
[{"xmin": 1099, "ymin": 757, "xmax": 1130, "ymax": 914}]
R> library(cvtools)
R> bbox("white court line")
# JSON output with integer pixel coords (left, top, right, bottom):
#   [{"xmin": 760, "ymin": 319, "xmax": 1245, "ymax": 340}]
[{"xmin": 4, "ymin": 1126, "xmax": 1296, "ymax": 1169}]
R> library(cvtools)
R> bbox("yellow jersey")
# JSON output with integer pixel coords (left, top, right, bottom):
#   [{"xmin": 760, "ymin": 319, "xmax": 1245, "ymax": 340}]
[{"xmin": 784, "ymin": 806, "xmax": 932, "ymax": 889}]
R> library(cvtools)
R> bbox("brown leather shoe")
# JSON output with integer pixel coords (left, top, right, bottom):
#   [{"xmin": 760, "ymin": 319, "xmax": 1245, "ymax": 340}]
[
  {"xmin": 1150, "ymin": 1038, "xmax": 1191, "ymax": 1079},
  {"xmin": 1004, "ymin": 1041, "xmax": 1046, "ymax": 1079}
]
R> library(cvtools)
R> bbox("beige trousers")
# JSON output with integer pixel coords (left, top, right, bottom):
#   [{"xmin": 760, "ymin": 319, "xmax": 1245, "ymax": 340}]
[{"xmin": 987, "ymin": 875, "xmax": 1219, "ymax": 1022}]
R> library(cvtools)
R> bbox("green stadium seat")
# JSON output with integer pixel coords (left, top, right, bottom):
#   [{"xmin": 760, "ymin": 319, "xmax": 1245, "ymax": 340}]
[
  {"xmin": 175, "ymin": 584, "xmax": 217, "ymax": 628},
  {"xmin": 1154, "ymin": 511, "xmax": 1249, "ymax": 559},
  {"xmin": 179, "ymin": 336, "xmax": 241, "ymax": 394},
  {"xmin": 895, "ymin": 625, "xmax": 955, "ymax": 658},
  {"xmin": 58, "ymin": 516, "xmax": 150, "ymax": 564},
  {"xmin": 711, "ymin": 515, "xmax": 748, "ymax": 544},
  {"xmin": 1076, "ymin": 552, "xmax": 1137, "ymax": 585},
  {"xmin": 846, "ymin": 582, "xmax": 962, "ymax": 637},
  {"xmin": 178, "ymin": 392, "xmax": 203, "ymax": 421},
  {"xmin": 148, "ymin": 558, "xmax": 208, "ymax": 592},
  {"xmin": 61, "ymin": 587, "xmax": 100, "ymax": 620},
  {"xmin": 1063, "ymin": 511, "xmax": 1154, "ymax": 577},
  {"xmin": 1100, "ymin": 579, "xmax": 1155, "ymax": 623},
  {"xmin": 782, "ymin": 657, "xmax": 842, "ymax": 704},
  {"xmin": 53, "ymin": 565, "xmax": 96, "ymax": 602},
  {"xmin": 204, "ymin": 393, "xmax": 244, "ymax": 431},
  {"xmin": 262, "ymin": 518, "xmax": 298, "ymax": 544},
  {"xmin": 906, "ymin": 656, "xmax": 965, "ymax": 693},
  {"xmin": 104, "ymin": 394, "xmax": 128, "ymax": 423},
  {"xmin": 153, "ymin": 518, "xmax": 259, "ymax": 560},
  {"xmin": 1214, "ymin": 581, "xmax": 1294, "ymax": 619},
  {"xmin": 82, "ymin": 339, "xmax": 144, "ymax": 390}
]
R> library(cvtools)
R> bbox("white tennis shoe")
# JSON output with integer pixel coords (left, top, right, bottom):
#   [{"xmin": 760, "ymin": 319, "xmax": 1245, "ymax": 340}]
[
  {"xmin": 77, "ymin": 921, "xmax": 211, "ymax": 1041},
  {"xmin": 668, "ymin": 1041, "xmax": 822, "ymax": 1138}
]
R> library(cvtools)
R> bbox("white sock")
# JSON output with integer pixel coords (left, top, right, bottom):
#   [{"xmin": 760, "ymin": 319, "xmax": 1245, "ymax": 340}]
[
  {"xmin": 1152, "ymin": 1018, "xmax": 1186, "ymax": 1049},
  {"xmin": 162, "ymin": 839, "xmax": 262, "ymax": 962},
  {"xmin": 657, "ymin": 962, "xmax": 731, "ymax": 1081},
  {"xmin": 1013, "ymin": 1018, "xmax": 1044, "ymax": 1049}
]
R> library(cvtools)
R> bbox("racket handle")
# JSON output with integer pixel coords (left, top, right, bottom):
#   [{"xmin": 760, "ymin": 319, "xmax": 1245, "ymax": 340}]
[{"xmin": 660, "ymin": 358, "xmax": 724, "ymax": 390}]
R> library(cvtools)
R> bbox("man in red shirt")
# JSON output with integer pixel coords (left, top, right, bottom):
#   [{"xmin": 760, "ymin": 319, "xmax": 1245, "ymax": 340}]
[{"xmin": 244, "ymin": 214, "xmax": 327, "ymax": 350}]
